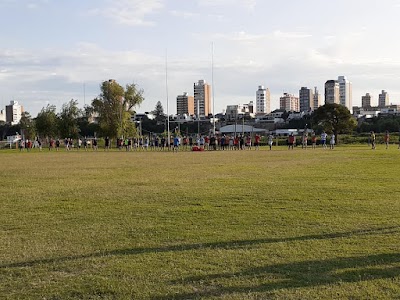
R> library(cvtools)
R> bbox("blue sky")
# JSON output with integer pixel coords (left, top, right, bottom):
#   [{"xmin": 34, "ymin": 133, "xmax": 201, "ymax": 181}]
[{"xmin": 1, "ymin": 0, "xmax": 400, "ymax": 115}]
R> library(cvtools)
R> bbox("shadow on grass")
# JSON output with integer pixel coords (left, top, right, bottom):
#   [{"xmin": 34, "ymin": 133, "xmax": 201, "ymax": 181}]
[
  {"xmin": 152, "ymin": 253, "xmax": 400, "ymax": 299},
  {"xmin": 1, "ymin": 226, "xmax": 399, "ymax": 269}
]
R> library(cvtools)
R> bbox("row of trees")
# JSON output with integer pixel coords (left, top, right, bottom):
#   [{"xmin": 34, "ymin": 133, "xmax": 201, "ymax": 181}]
[{"xmin": 0, "ymin": 80, "xmax": 145, "ymax": 141}]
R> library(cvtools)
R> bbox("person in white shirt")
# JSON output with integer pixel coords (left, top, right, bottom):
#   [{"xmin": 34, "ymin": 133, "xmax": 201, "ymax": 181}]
[
  {"xmin": 321, "ymin": 131, "xmax": 328, "ymax": 149},
  {"xmin": 330, "ymin": 134, "xmax": 335, "ymax": 149},
  {"xmin": 268, "ymin": 134, "xmax": 274, "ymax": 150}
]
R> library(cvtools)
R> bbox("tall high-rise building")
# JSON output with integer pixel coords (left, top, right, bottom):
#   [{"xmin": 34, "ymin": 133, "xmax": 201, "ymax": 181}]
[
  {"xmin": 379, "ymin": 90, "xmax": 389, "ymax": 107},
  {"xmin": 6, "ymin": 100, "xmax": 23, "ymax": 125},
  {"xmin": 177, "ymin": 92, "xmax": 194, "ymax": 116},
  {"xmin": 256, "ymin": 85, "xmax": 271, "ymax": 114},
  {"xmin": 338, "ymin": 76, "xmax": 352, "ymax": 110},
  {"xmin": 280, "ymin": 93, "xmax": 300, "ymax": 112},
  {"xmin": 325, "ymin": 80, "xmax": 340, "ymax": 105},
  {"xmin": 299, "ymin": 87, "xmax": 314, "ymax": 112},
  {"xmin": 313, "ymin": 87, "xmax": 322, "ymax": 109},
  {"xmin": 362, "ymin": 93, "xmax": 372, "ymax": 108},
  {"xmin": 193, "ymin": 80, "xmax": 211, "ymax": 117}
]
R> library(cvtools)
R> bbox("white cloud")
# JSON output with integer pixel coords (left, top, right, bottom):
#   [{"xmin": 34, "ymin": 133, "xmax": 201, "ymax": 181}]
[
  {"xmin": 273, "ymin": 30, "xmax": 312, "ymax": 39},
  {"xmin": 89, "ymin": 0, "xmax": 164, "ymax": 26},
  {"xmin": 170, "ymin": 10, "xmax": 200, "ymax": 19},
  {"xmin": 198, "ymin": 0, "xmax": 256, "ymax": 11}
]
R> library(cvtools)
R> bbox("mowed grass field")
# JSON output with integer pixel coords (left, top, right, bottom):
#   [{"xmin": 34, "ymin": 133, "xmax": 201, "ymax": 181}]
[{"xmin": 1, "ymin": 145, "xmax": 400, "ymax": 299}]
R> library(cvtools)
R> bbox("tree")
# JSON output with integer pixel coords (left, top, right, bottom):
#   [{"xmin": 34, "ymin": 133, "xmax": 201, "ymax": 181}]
[
  {"xmin": 312, "ymin": 104, "xmax": 357, "ymax": 142},
  {"xmin": 35, "ymin": 104, "xmax": 58, "ymax": 138},
  {"xmin": 58, "ymin": 99, "xmax": 81, "ymax": 138},
  {"xmin": 91, "ymin": 80, "xmax": 144, "ymax": 138},
  {"xmin": 76, "ymin": 105, "xmax": 100, "ymax": 138},
  {"xmin": 19, "ymin": 111, "xmax": 36, "ymax": 139},
  {"xmin": 152, "ymin": 101, "xmax": 166, "ymax": 123}
]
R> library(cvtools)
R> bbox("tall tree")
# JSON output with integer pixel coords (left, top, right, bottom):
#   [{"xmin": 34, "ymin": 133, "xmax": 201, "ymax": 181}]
[
  {"xmin": 312, "ymin": 104, "xmax": 357, "ymax": 142},
  {"xmin": 35, "ymin": 104, "xmax": 58, "ymax": 138},
  {"xmin": 91, "ymin": 80, "xmax": 144, "ymax": 138},
  {"xmin": 58, "ymin": 99, "xmax": 81, "ymax": 138},
  {"xmin": 19, "ymin": 111, "xmax": 36, "ymax": 139},
  {"xmin": 151, "ymin": 101, "xmax": 166, "ymax": 123}
]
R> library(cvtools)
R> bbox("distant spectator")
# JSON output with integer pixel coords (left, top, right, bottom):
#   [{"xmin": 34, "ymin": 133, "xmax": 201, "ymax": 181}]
[
  {"xmin": 105, "ymin": 136, "xmax": 110, "ymax": 151},
  {"xmin": 302, "ymin": 132, "xmax": 308, "ymax": 149},
  {"xmin": 384, "ymin": 131, "xmax": 390, "ymax": 149},
  {"xmin": 321, "ymin": 131, "xmax": 328, "ymax": 149},
  {"xmin": 330, "ymin": 134, "xmax": 335, "ymax": 150},
  {"xmin": 173, "ymin": 136, "xmax": 180, "ymax": 152},
  {"xmin": 311, "ymin": 134, "xmax": 317, "ymax": 149},
  {"xmin": 288, "ymin": 133, "xmax": 295, "ymax": 150},
  {"xmin": 93, "ymin": 138, "xmax": 98, "ymax": 151},
  {"xmin": 268, "ymin": 134, "xmax": 274, "ymax": 150},
  {"xmin": 254, "ymin": 134, "xmax": 260, "ymax": 150},
  {"xmin": 370, "ymin": 131, "xmax": 376, "ymax": 150}
]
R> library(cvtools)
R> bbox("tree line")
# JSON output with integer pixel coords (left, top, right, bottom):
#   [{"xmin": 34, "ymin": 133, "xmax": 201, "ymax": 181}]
[{"xmin": 0, "ymin": 80, "xmax": 145, "ymax": 141}]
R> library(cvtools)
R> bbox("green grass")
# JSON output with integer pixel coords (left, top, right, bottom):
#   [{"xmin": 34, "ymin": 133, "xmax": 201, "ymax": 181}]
[{"xmin": 1, "ymin": 145, "xmax": 400, "ymax": 299}]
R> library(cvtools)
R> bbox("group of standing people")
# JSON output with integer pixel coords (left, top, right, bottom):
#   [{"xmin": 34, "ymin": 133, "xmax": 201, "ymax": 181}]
[
  {"xmin": 114, "ymin": 134, "xmax": 264, "ymax": 152},
  {"xmin": 369, "ymin": 130, "xmax": 395, "ymax": 150},
  {"xmin": 47, "ymin": 137, "xmax": 96, "ymax": 151},
  {"xmin": 287, "ymin": 131, "xmax": 335, "ymax": 150},
  {"xmin": 16, "ymin": 130, "xmax": 400, "ymax": 152}
]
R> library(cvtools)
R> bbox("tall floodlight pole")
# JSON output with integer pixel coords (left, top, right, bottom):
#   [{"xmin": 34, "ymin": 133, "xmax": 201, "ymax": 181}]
[
  {"xmin": 211, "ymin": 42, "xmax": 216, "ymax": 135},
  {"xmin": 165, "ymin": 50, "xmax": 170, "ymax": 147}
]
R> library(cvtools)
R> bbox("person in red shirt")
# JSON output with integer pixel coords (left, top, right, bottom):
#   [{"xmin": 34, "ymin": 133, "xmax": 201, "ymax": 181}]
[
  {"xmin": 288, "ymin": 133, "xmax": 295, "ymax": 150},
  {"xmin": 254, "ymin": 134, "xmax": 260, "ymax": 150},
  {"xmin": 234, "ymin": 136, "xmax": 239, "ymax": 150},
  {"xmin": 311, "ymin": 134, "xmax": 317, "ymax": 149},
  {"xmin": 385, "ymin": 130, "xmax": 390, "ymax": 149},
  {"xmin": 204, "ymin": 136, "xmax": 210, "ymax": 150},
  {"xmin": 246, "ymin": 135, "xmax": 252, "ymax": 150}
]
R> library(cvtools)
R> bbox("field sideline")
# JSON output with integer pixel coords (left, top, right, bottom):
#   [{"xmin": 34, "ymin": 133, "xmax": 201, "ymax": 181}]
[{"xmin": 1, "ymin": 145, "xmax": 399, "ymax": 299}]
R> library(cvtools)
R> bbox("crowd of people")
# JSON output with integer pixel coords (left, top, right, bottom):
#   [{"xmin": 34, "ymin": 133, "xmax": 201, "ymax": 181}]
[
  {"xmin": 15, "ymin": 130, "xmax": 400, "ymax": 152},
  {"xmin": 288, "ymin": 131, "xmax": 336, "ymax": 150}
]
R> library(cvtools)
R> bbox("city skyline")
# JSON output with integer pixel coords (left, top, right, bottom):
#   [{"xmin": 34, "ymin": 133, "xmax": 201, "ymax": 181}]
[{"xmin": 1, "ymin": 0, "xmax": 400, "ymax": 116}]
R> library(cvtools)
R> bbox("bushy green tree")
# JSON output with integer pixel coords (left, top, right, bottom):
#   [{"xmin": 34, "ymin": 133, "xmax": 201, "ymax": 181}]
[
  {"xmin": 58, "ymin": 99, "xmax": 81, "ymax": 138},
  {"xmin": 19, "ymin": 111, "xmax": 36, "ymax": 139},
  {"xmin": 92, "ymin": 80, "xmax": 144, "ymax": 138},
  {"xmin": 313, "ymin": 104, "xmax": 357, "ymax": 142},
  {"xmin": 35, "ymin": 104, "xmax": 58, "ymax": 138}
]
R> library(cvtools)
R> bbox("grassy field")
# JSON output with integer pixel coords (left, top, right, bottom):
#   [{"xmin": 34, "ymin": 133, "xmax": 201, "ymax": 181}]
[{"xmin": 1, "ymin": 145, "xmax": 399, "ymax": 299}]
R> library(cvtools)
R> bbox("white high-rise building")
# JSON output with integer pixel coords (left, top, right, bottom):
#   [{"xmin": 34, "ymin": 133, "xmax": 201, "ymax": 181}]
[
  {"xmin": 338, "ymin": 76, "xmax": 352, "ymax": 110},
  {"xmin": 6, "ymin": 100, "xmax": 23, "ymax": 125},
  {"xmin": 256, "ymin": 85, "xmax": 270, "ymax": 114},
  {"xmin": 280, "ymin": 93, "xmax": 300, "ymax": 112}
]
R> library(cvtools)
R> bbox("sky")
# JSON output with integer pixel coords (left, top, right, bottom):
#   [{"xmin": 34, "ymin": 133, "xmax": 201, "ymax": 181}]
[{"xmin": 1, "ymin": 0, "xmax": 400, "ymax": 116}]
